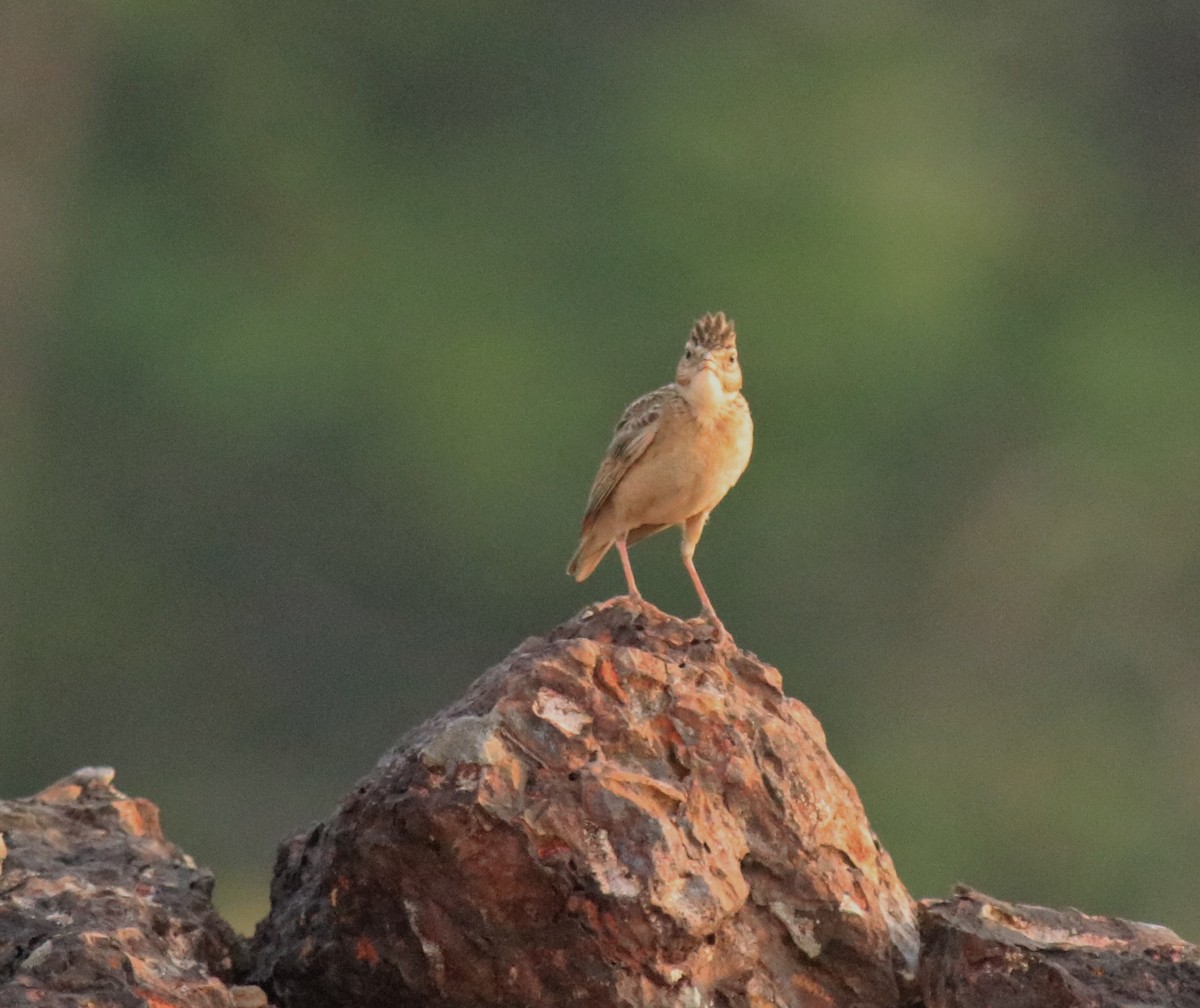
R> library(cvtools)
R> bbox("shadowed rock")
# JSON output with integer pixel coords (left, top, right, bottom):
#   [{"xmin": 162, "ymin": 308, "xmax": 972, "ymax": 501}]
[
  {"xmin": 0, "ymin": 767, "xmax": 264, "ymax": 1008},
  {"xmin": 919, "ymin": 887, "xmax": 1200, "ymax": 1008},
  {"xmin": 249, "ymin": 597, "xmax": 919, "ymax": 1008}
]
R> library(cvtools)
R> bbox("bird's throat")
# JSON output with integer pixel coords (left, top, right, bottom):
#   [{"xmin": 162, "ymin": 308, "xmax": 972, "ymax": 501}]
[{"xmin": 682, "ymin": 369, "xmax": 729, "ymax": 416}]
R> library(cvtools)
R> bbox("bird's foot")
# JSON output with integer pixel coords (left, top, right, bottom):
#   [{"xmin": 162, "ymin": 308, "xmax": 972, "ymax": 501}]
[{"xmin": 688, "ymin": 610, "xmax": 727, "ymax": 642}]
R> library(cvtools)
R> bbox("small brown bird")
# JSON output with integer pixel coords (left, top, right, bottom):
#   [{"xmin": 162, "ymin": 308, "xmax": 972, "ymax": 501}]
[{"xmin": 567, "ymin": 312, "xmax": 753, "ymax": 638}]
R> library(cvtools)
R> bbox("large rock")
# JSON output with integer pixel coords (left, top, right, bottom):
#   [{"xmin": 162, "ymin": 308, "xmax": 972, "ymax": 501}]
[
  {"xmin": 919, "ymin": 887, "xmax": 1200, "ymax": 1007},
  {"xmin": 0, "ymin": 767, "xmax": 261, "ymax": 1008},
  {"xmin": 250, "ymin": 597, "xmax": 919, "ymax": 1008}
]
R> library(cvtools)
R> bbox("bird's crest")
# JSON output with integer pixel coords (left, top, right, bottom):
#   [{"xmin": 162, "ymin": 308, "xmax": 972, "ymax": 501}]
[{"xmin": 689, "ymin": 312, "xmax": 737, "ymax": 350}]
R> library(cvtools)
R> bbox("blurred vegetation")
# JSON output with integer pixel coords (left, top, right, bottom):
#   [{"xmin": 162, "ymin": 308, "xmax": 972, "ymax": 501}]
[{"xmin": 3, "ymin": 1, "xmax": 1199, "ymax": 937}]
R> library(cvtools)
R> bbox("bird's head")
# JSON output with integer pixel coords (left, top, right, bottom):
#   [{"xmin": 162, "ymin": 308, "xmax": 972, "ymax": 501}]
[{"xmin": 676, "ymin": 312, "xmax": 742, "ymax": 393}]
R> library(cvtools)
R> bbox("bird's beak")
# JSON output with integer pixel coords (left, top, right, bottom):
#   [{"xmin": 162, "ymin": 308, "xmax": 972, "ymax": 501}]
[{"xmin": 700, "ymin": 352, "xmax": 717, "ymax": 371}]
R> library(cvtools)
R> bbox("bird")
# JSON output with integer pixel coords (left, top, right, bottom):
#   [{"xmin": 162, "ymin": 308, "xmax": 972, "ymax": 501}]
[{"xmin": 567, "ymin": 311, "xmax": 753, "ymax": 639}]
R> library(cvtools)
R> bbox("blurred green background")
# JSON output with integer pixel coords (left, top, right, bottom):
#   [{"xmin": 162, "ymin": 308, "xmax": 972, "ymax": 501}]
[{"xmin": 3, "ymin": 2, "xmax": 1198, "ymax": 939}]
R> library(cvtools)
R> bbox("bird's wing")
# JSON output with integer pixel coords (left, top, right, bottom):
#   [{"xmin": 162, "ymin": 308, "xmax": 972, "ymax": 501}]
[{"xmin": 581, "ymin": 385, "xmax": 674, "ymax": 530}]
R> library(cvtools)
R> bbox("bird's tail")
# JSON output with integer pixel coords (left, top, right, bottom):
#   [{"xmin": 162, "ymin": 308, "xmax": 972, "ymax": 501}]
[{"xmin": 567, "ymin": 533, "xmax": 611, "ymax": 582}]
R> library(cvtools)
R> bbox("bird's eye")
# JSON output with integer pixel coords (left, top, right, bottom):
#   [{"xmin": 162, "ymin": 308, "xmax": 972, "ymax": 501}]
[
  {"xmin": 729, "ymin": 352, "xmax": 737, "ymax": 363},
  {"xmin": 685, "ymin": 348, "xmax": 694, "ymax": 359}
]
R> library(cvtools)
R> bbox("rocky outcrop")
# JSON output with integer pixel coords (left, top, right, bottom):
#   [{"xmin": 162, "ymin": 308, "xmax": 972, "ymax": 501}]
[
  {"xmin": 248, "ymin": 597, "xmax": 919, "ymax": 1008},
  {"xmin": 919, "ymin": 887, "xmax": 1200, "ymax": 1008},
  {"xmin": 0, "ymin": 766, "xmax": 263, "ymax": 1008},
  {"xmin": 8, "ymin": 604, "xmax": 1199, "ymax": 1007}
]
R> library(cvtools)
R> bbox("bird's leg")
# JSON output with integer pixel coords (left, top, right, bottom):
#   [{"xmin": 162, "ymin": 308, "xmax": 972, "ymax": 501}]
[
  {"xmin": 615, "ymin": 535, "xmax": 641, "ymax": 600},
  {"xmin": 681, "ymin": 512, "xmax": 726, "ymax": 639}
]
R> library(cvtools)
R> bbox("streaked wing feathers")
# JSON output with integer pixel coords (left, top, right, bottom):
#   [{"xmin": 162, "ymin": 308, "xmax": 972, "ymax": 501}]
[{"xmin": 581, "ymin": 385, "xmax": 674, "ymax": 529}]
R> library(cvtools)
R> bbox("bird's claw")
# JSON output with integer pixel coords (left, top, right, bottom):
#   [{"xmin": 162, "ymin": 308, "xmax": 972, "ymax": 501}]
[{"xmin": 687, "ymin": 611, "xmax": 727, "ymax": 642}]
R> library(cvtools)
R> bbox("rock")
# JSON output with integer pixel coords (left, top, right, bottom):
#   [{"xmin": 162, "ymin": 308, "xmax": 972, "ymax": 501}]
[
  {"xmin": 249, "ymin": 597, "xmax": 919, "ymax": 1008},
  {"xmin": 229, "ymin": 985, "xmax": 271, "ymax": 1008},
  {"xmin": 0, "ymin": 766, "xmax": 255, "ymax": 1007},
  {"xmin": 919, "ymin": 887, "xmax": 1200, "ymax": 1007}
]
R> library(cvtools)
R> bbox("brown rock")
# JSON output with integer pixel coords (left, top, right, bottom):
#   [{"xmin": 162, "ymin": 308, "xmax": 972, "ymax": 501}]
[
  {"xmin": 229, "ymin": 985, "xmax": 270, "ymax": 1008},
  {"xmin": 250, "ymin": 597, "xmax": 919, "ymax": 1008},
  {"xmin": 0, "ymin": 766, "xmax": 253, "ymax": 1007},
  {"xmin": 919, "ymin": 887, "xmax": 1200, "ymax": 1007}
]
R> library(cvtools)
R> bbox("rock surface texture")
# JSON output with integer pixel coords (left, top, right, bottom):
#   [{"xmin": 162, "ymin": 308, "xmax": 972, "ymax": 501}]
[
  {"xmin": 919, "ymin": 887, "xmax": 1200, "ymax": 1008},
  {"xmin": 7, "ymin": 611, "xmax": 1200, "ymax": 1007},
  {"xmin": 0, "ymin": 767, "xmax": 261, "ymax": 1008},
  {"xmin": 249, "ymin": 598, "xmax": 920, "ymax": 1008}
]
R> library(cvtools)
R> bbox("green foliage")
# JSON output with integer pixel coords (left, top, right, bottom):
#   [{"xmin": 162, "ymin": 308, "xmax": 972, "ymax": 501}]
[{"xmin": 5, "ymin": 1, "xmax": 1199, "ymax": 936}]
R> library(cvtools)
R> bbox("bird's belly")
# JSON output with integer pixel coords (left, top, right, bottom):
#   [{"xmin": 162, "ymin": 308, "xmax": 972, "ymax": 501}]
[{"xmin": 612, "ymin": 416, "xmax": 751, "ymax": 528}]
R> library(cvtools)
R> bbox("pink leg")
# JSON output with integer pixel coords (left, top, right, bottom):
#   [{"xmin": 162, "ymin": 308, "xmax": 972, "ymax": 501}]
[
  {"xmin": 682, "ymin": 552, "xmax": 717, "ymax": 619},
  {"xmin": 682, "ymin": 513, "xmax": 726, "ymax": 638},
  {"xmin": 615, "ymin": 536, "xmax": 641, "ymax": 599}
]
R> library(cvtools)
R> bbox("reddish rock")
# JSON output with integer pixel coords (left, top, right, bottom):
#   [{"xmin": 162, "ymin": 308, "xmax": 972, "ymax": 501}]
[
  {"xmin": 919, "ymin": 887, "xmax": 1200, "ymax": 1008},
  {"xmin": 250, "ymin": 597, "xmax": 919, "ymax": 1008},
  {"xmin": 0, "ymin": 766, "xmax": 260, "ymax": 1008}
]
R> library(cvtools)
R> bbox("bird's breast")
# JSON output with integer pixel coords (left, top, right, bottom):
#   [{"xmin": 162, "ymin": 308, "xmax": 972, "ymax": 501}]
[
  {"xmin": 616, "ymin": 396, "xmax": 751, "ymax": 523},
  {"xmin": 697, "ymin": 398, "xmax": 753, "ymax": 496}
]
